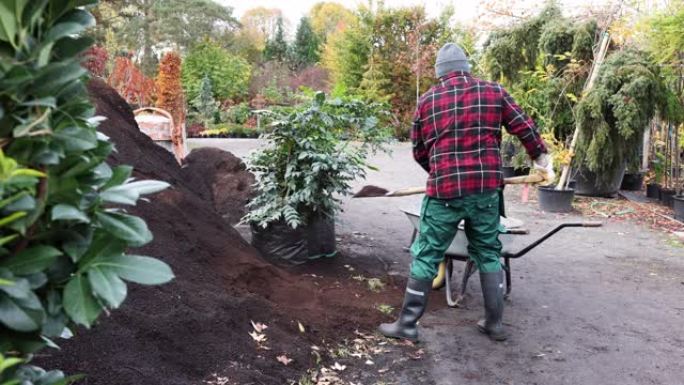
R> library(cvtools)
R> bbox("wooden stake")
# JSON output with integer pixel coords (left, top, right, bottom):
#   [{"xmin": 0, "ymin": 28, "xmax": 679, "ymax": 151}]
[{"xmin": 556, "ymin": 32, "xmax": 611, "ymax": 190}]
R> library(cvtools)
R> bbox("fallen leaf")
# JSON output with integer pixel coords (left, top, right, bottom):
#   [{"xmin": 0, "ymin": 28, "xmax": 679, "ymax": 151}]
[
  {"xmin": 250, "ymin": 320, "xmax": 268, "ymax": 333},
  {"xmin": 397, "ymin": 339, "xmax": 415, "ymax": 347},
  {"xmin": 276, "ymin": 355, "xmax": 293, "ymax": 365},
  {"xmin": 410, "ymin": 348, "xmax": 425, "ymax": 360},
  {"xmin": 330, "ymin": 362, "xmax": 346, "ymax": 371},
  {"xmin": 249, "ymin": 331, "xmax": 267, "ymax": 343},
  {"xmin": 365, "ymin": 359, "xmax": 375, "ymax": 365}
]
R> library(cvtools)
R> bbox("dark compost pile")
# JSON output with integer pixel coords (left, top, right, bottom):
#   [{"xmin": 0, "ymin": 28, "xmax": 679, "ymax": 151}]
[{"xmin": 38, "ymin": 80, "xmax": 396, "ymax": 385}]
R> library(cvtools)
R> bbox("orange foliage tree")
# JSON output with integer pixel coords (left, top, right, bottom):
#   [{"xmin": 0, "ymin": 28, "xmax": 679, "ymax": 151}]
[
  {"xmin": 155, "ymin": 51, "xmax": 186, "ymax": 161},
  {"xmin": 156, "ymin": 52, "xmax": 185, "ymax": 127},
  {"xmin": 108, "ymin": 55, "xmax": 156, "ymax": 106},
  {"xmin": 82, "ymin": 45, "xmax": 108, "ymax": 77}
]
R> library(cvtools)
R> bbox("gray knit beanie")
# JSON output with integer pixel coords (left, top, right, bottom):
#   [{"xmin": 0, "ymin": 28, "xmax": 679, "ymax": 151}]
[{"xmin": 435, "ymin": 43, "xmax": 470, "ymax": 78}]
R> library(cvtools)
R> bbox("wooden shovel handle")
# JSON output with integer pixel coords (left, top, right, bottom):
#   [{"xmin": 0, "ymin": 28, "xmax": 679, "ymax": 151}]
[
  {"xmin": 385, "ymin": 187, "xmax": 427, "ymax": 197},
  {"xmin": 384, "ymin": 174, "xmax": 546, "ymax": 197},
  {"xmin": 503, "ymin": 174, "xmax": 545, "ymax": 185}
]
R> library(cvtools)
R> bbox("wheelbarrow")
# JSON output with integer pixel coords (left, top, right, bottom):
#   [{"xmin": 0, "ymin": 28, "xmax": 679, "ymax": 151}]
[{"xmin": 401, "ymin": 210, "xmax": 602, "ymax": 307}]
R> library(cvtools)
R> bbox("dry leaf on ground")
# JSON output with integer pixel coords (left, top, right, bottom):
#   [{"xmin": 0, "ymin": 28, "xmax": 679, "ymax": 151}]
[
  {"xmin": 250, "ymin": 320, "xmax": 268, "ymax": 333},
  {"xmin": 276, "ymin": 355, "xmax": 293, "ymax": 365}
]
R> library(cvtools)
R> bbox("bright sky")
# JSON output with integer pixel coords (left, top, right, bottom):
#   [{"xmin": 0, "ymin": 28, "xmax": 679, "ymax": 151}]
[{"xmin": 218, "ymin": 0, "xmax": 613, "ymax": 28}]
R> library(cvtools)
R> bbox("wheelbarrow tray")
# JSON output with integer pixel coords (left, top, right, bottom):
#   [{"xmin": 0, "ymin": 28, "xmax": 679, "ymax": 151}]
[
  {"xmin": 401, "ymin": 208, "xmax": 601, "ymax": 307},
  {"xmin": 401, "ymin": 209, "xmax": 521, "ymax": 256}
]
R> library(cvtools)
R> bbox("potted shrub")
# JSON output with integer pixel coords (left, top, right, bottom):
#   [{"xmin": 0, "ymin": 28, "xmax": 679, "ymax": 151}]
[
  {"xmin": 575, "ymin": 49, "xmax": 673, "ymax": 197},
  {"xmin": 674, "ymin": 192, "xmax": 684, "ymax": 220},
  {"xmin": 538, "ymin": 133, "xmax": 575, "ymax": 213},
  {"xmin": 646, "ymin": 152, "xmax": 666, "ymax": 198},
  {"xmin": 660, "ymin": 185, "xmax": 676, "ymax": 207},
  {"xmin": 621, "ymin": 170, "xmax": 645, "ymax": 191},
  {"xmin": 674, "ymin": 183, "xmax": 684, "ymax": 220},
  {"xmin": 621, "ymin": 147, "xmax": 645, "ymax": 191},
  {"xmin": 243, "ymin": 92, "xmax": 390, "ymax": 264},
  {"xmin": 501, "ymin": 134, "xmax": 517, "ymax": 178},
  {"xmin": 655, "ymin": 151, "xmax": 676, "ymax": 207}
]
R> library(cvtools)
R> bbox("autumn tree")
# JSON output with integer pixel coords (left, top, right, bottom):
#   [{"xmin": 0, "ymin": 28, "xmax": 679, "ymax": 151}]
[
  {"xmin": 156, "ymin": 52, "xmax": 185, "ymax": 128},
  {"xmin": 309, "ymin": 2, "xmax": 356, "ymax": 40},
  {"xmin": 240, "ymin": 7, "xmax": 283, "ymax": 44},
  {"xmin": 94, "ymin": 0, "xmax": 239, "ymax": 75},
  {"xmin": 82, "ymin": 45, "xmax": 109, "ymax": 77},
  {"xmin": 108, "ymin": 55, "xmax": 157, "ymax": 106},
  {"xmin": 322, "ymin": 13, "xmax": 371, "ymax": 92}
]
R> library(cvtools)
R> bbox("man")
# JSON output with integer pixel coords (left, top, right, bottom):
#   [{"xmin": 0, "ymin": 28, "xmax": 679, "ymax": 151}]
[{"xmin": 378, "ymin": 43, "xmax": 554, "ymax": 342}]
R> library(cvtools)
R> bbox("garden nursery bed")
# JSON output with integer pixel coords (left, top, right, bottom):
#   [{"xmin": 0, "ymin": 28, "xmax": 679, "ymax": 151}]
[{"xmin": 37, "ymin": 80, "xmax": 399, "ymax": 385}]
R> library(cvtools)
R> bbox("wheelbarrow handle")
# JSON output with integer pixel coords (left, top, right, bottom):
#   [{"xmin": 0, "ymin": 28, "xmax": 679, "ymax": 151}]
[
  {"xmin": 505, "ymin": 228, "xmax": 530, "ymax": 235},
  {"xmin": 505, "ymin": 222, "xmax": 603, "ymax": 259}
]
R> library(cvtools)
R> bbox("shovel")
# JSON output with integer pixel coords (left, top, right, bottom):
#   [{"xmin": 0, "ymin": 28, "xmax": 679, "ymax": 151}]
[{"xmin": 353, "ymin": 173, "xmax": 548, "ymax": 198}]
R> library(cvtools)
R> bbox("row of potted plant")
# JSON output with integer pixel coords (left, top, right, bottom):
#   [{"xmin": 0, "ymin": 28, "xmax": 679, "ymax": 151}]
[{"xmin": 199, "ymin": 124, "xmax": 264, "ymax": 139}]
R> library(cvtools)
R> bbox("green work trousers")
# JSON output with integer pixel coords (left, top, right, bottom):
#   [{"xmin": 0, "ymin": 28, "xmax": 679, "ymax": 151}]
[{"xmin": 409, "ymin": 191, "xmax": 503, "ymax": 281}]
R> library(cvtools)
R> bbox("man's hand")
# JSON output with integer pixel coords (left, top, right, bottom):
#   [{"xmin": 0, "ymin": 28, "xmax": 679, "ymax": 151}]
[{"xmin": 533, "ymin": 153, "xmax": 556, "ymax": 185}]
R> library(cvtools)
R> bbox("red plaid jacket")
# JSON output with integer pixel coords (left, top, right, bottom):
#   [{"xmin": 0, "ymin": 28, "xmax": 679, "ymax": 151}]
[{"xmin": 412, "ymin": 71, "xmax": 547, "ymax": 199}]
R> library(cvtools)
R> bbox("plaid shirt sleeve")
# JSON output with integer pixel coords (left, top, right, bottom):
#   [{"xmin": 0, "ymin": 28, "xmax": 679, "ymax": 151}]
[
  {"xmin": 500, "ymin": 86, "xmax": 547, "ymax": 160},
  {"xmin": 411, "ymin": 105, "xmax": 430, "ymax": 172}
]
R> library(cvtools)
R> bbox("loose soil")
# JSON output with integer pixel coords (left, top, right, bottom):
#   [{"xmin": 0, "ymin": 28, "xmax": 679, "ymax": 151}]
[
  {"xmin": 182, "ymin": 147, "xmax": 255, "ymax": 225},
  {"xmin": 352, "ymin": 185, "xmax": 390, "ymax": 198},
  {"xmin": 38, "ymin": 80, "xmax": 399, "ymax": 385}
]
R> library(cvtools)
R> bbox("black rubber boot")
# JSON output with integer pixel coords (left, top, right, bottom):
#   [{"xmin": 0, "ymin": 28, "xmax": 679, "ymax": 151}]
[
  {"xmin": 378, "ymin": 277, "xmax": 432, "ymax": 341},
  {"xmin": 477, "ymin": 270, "xmax": 508, "ymax": 341}
]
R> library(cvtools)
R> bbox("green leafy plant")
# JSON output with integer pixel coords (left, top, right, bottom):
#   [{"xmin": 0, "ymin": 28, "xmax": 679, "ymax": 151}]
[
  {"xmin": 181, "ymin": 39, "xmax": 251, "ymax": 102},
  {"xmin": 200, "ymin": 124, "xmax": 261, "ymax": 139},
  {"xmin": 244, "ymin": 92, "xmax": 391, "ymax": 229},
  {"xmin": 0, "ymin": 0, "xmax": 173, "ymax": 382},
  {"xmin": 221, "ymin": 102, "xmax": 252, "ymax": 126}
]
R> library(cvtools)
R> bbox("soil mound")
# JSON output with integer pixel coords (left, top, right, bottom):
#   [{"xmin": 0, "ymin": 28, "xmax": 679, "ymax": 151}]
[
  {"xmin": 182, "ymin": 147, "xmax": 255, "ymax": 225},
  {"xmin": 39, "ymin": 80, "xmax": 395, "ymax": 384}
]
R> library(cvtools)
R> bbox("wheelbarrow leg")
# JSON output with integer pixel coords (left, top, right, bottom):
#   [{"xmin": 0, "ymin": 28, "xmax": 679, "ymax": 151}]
[
  {"xmin": 445, "ymin": 258, "xmax": 461, "ymax": 307},
  {"xmin": 503, "ymin": 257, "xmax": 511, "ymax": 300},
  {"xmin": 404, "ymin": 229, "xmax": 418, "ymax": 252},
  {"xmin": 445, "ymin": 258, "xmax": 475, "ymax": 308},
  {"xmin": 460, "ymin": 259, "xmax": 476, "ymax": 298},
  {"xmin": 404, "ymin": 229, "xmax": 418, "ymax": 253}
]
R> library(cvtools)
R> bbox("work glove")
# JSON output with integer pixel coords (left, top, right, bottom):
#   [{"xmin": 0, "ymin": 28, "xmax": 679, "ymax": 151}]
[{"xmin": 533, "ymin": 153, "xmax": 556, "ymax": 185}]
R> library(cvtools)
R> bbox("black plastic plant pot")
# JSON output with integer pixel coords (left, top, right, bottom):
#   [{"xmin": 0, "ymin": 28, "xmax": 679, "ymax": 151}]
[
  {"xmin": 674, "ymin": 196, "xmax": 684, "ymax": 221},
  {"xmin": 659, "ymin": 188, "xmax": 676, "ymax": 208},
  {"xmin": 514, "ymin": 167, "xmax": 531, "ymax": 176},
  {"xmin": 620, "ymin": 172, "xmax": 644, "ymax": 191},
  {"xmin": 556, "ymin": 180, "xmax": 577, "ymax": 190},
  {"xmin": 646, "ymin": 183, "xmax": 661, "ymax": 198},
  {"xmin": 538, "ymin": 186, "xmax": 575, "ymax": 213},
  {"xmin": 575, "ymin": 164, "xmax": 626, "ymax": 197},
  {"xmin": 502, "ymin": 166, "xmax": 516, "ymax": 178}
]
